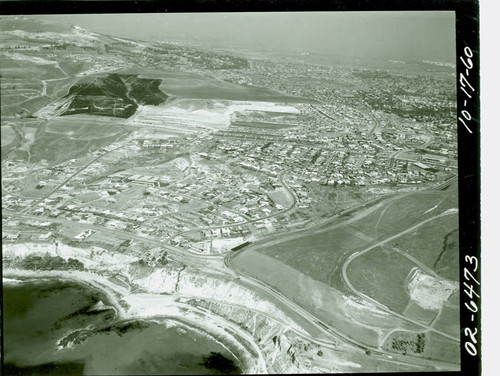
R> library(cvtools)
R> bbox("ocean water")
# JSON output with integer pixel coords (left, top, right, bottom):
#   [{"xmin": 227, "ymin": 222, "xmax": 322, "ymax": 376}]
[{"xmin": 3, "ymin": 279, "xmax": 242, "ymax": 375}]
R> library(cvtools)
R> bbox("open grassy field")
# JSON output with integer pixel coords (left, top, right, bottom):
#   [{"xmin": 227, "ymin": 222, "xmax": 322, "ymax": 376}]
[
  {"xmin": 350, "ymin": 191, "xmax": 457, "ymax": 240},
  {"xmin": 27, "ymin": 135, "xmax": 97, "ymax": 164},
  {"xmin": 48, "ymin": 77, "xmax": 82, "ymax": 98},
  {"xmin": 0, "ymin": 56, "xmax": 66, "ymax": 80},
  {"xmin": 90, "ymin": 186, "xmax": 146, "ymax": 211},
  {"xmin": 122, "ymin": 158, "xmax": 188, "ymax": 180},
  {"xmin": 388, "ymin": 214, "xmax": 459, "ymax": 281},
  {"xmin": 1, "ymin": 126, "xmax": 16, "ymax": 147},
  {"xmin": 1, "ymin": 96, "xmax": 52, "ymax": 117},
  {"xmin": 45, "ymin": 115, "xmax": 125, "ymax": 139},
  {"xmin": 423, "ymin": 332, "xmax": 460, "ymax": 364},
  {"xmin": 232, "ymin": 250, "xmax": 422, "ymax": 349},
  {"xmin": 1, "ymin": 94, "xmax": 37, "ymax": 107},
  {"xmin": 58, "ymin": 59, "xmax": 93, "ymax": 77},
  {"xmin": 256, "ymin": 224, "xmax": 371, "ymax": 283},
  {"xmin": 26, "ymin": 116, "xmax": 127, "ymax": 164},
  {"xmin": 19, "ymin": 174, "xmax": 57, "ymax": 198},
  {"xmin": 347, "ymin": 246, "xmax": 416, "ymax": 313},
  {"xmin": 266, "ymin": 188, "xmax": 293, "ymax": 208},
  {"xmin": 432, "ymin": 303, "xmax": 460, "ymax": 338},
  {"xmin": 434, "ymin": 229, "xmax": 459, "ymax": 281},
  {"xmin": 0, "ymin": 56, "xmax": 68, "ymax": 117},
  {"xmin": 235, "ymin": 184, "xmax": 459, "ymax": 360},
  {"xmin": 253, "ymin": 187, "xmax": 458, "ymax": 296},
  {"xmin": 402, "ymin": 301, "xmax": 438, "ymax": 325}
]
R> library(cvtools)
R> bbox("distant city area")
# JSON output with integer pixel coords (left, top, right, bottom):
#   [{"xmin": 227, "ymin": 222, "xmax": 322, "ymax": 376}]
[{"xmin": 2, "ymin": 15, "xmax": 460, "ymax": 375}]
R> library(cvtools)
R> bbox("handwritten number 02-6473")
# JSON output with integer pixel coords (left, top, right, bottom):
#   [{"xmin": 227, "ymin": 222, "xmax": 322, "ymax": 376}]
[{"xmin": 464, "ymin": 255, "xmax": 479, "ymax": 356}]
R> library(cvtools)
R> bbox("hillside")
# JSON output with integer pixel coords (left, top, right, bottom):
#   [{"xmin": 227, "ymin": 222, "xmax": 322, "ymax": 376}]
[{"xmin": 62, "ymin": 73, "xmax": 168, "ymax": 118}]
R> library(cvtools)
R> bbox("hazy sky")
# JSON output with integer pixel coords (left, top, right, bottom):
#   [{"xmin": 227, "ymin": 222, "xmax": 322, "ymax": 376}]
[{"xmin": 32, "ymin": 12, "xmax": 456, "ymax": 62}]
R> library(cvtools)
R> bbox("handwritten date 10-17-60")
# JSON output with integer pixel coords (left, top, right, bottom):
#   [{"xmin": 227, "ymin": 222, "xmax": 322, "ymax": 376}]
[{"xmin": 458, "ymin": 46, "xmax": 475, "ymax": 134}]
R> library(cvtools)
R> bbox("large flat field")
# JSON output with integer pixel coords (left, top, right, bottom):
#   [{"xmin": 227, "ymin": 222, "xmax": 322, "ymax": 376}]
[
  {"xmin": 422, "ymin": 332, "xmax": 460, "ymax": 364},
  {"xmin": 0, "ymin": 56, "xmax": 66, "ymax": 80},
  {"xmin": 350, "ymin": 189, "xmax": 458, "ymax": 240},
  {"xmin": 388, "ymin": 215, "xmax": 459, "ymax": 281},
  {"xmin": 346, "ymin": 211, "xmax": 458, "ymax": 316},
  {"xmin": 233, "ymin": 184, "xmax": 459, "ymax": 362},
  {"xmin": 346, "ymin": 246, "xmax": 417, "ymax": 313},
  {"xmin": 1, "ymin": 96, "xmax": 52, "ymax": 117},
  {"xmin": 231, "ymin": 250, "xmax": 422, "ymax": 350},
  {"xmin": 251, "ymin": 187, "xmax": 458, "ymax": 294},
  {"xmin": 113, "ymin": 67, "xmax": 318, "ymax": 103},
  {"xmin": 1, "ymin": 126, "xmax": 16, "ymax": 147},
  {"xmin": 0, "ymin": 56, "xmax": 69, "ymax": 117},
  {"xmin": 25, "ymin": 115, "xmax": 127, "ymax": 164},
  {"xmin": 432, "ymin": 303, "xmax": 460, "ymax": 338},
  {"xmin": 45, "ymin": 115, "xmax": 125, "ymax": 139}
]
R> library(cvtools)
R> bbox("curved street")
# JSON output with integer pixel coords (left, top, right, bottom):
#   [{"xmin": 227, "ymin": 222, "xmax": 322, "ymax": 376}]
[{"xmin": 341, "ymin": 211, "xmax": 460, "ymax": 342}]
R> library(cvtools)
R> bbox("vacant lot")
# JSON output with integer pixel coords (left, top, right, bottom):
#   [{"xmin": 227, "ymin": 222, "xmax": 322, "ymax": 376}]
[
  {"xmin": 266, "ymin": 188, "xmax": 293, "ymax": 208},
  {"xmin": 423, "ymin": 332, "xmax": 460, "ymax": 364},
  {"xmin": 256, "ymin": 224, "xmax": 372, "ymax": 284},
  {"xmin": 388, "ymin": 214, "xmax": 459, "ymax": 281},
  {"xmin": 45, "ymin": 115, "xmax": 125, "ymax": 139},
  {"xmin": 402, "ymin": 301, "xmax": 438, "ymax": 326},
  {"xmin": 253, "ymin": 187, "xmax": 458, "ymax": 296},
  {"xmin": 351, "ymin": 191, "xmax": 457, "ymax": 240},
  {"xmin": 232, "ymin": 249, "xmax": 432, "ymax": 356},
  {"xmin": 28, "ymin": 118, "xmax": 126, "ymax": 164},
  {"xmin": 90, "ymin": 186, "xmax": 146, "ymax": 211},
  {"xmin": 0, "ymin": 57, "xmax": 66, "ymax": 80},
  {"xmin": 347, "ymin": 247, "xmax": 416, "ymax": 313},
  {"xmin": 231, "ymin": 250, "xmax": 420, "ymax": 349},
  {"xmin": 1, "ymin": 96, "xmax": 52, "ymax": 117},
  {"xmin": 432, "ymin": 303, "xmax": 460, "ymax": 338},
  {"xmin": 1, "ymin": 126, "xmax": 16, "ymax": 147}
]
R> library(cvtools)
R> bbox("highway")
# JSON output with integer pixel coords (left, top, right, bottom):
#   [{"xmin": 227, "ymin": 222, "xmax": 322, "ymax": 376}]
[
  {"xmin": 3, "ymin": 175, "xmax": 459, "ymax": 370},
  {"xmin": 231, "ymin": 175, "xmax": 457, "ymax": 258},
  {"xmin": 5, "ymin": 211, "xmax": 226, "ymax": 261},
  {"xmin": 166, "ymin": 294, "xmax": 455, "ymax": 370},
  {"xmin": 224, "ymin": 247, "xmax": 459, "ymax": 371},
  {"xmin": 341, "ymin": 211, "xmax": 460, "ymax": 343}
]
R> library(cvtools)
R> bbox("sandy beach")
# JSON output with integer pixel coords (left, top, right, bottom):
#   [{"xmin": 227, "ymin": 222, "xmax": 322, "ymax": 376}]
[{"xmin": 2, "ymin": 241, "xmax": 265, "ymax": 373}]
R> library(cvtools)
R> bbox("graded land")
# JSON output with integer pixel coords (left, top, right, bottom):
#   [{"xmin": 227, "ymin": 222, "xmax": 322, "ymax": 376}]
[{"xmin": 2, "ymin": 17, "xmax": 460, "ymax": 374}]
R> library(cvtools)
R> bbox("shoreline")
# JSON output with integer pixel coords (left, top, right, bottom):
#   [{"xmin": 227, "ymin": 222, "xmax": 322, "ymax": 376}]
[
  {"xmin": 2, "ymin": 240, "xmax": 266, "ymax": 373},
  {"xmin": 3, "ymin": 269, "xmax": 261, "ymax": 373}
]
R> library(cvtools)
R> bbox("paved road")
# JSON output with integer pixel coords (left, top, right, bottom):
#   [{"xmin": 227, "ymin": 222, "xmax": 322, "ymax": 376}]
[
  {"xmin": 366, "ymin": 109, "xmax": 380, "ymax": 137},
  {"xmin": 3, "ymin": 175, "xmax": 459, "ymax": 370},
  {"xmin": 3, "ymin": 208, "xmax": 459, "ymax": 370},
  {"xmin": 341, "ymin": 211, "xmax": 460, "ymax": 343},
  {"xmin": 241, "ymin": 175, "xmax": 457, "ymax": 254},
  {"xmin": 224, "ymin": 249, "xmax": 459, "ymax": 371},
  {"xmin": 171, "ymin": 174, "xmax": 297, "ymax": 237},
  {"xmin": 170, "ymin": 293, "xmax": 454, "ymax": 370},
  {"xmin": 19, "ymin": 146, "xmax": 123, "ymax": 215}
]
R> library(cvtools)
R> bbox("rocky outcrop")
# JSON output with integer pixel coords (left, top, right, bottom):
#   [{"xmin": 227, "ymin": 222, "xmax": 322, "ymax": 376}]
[{"xmin": 3, "ymin": 242, "xmax": 347, "ymax": 373}]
